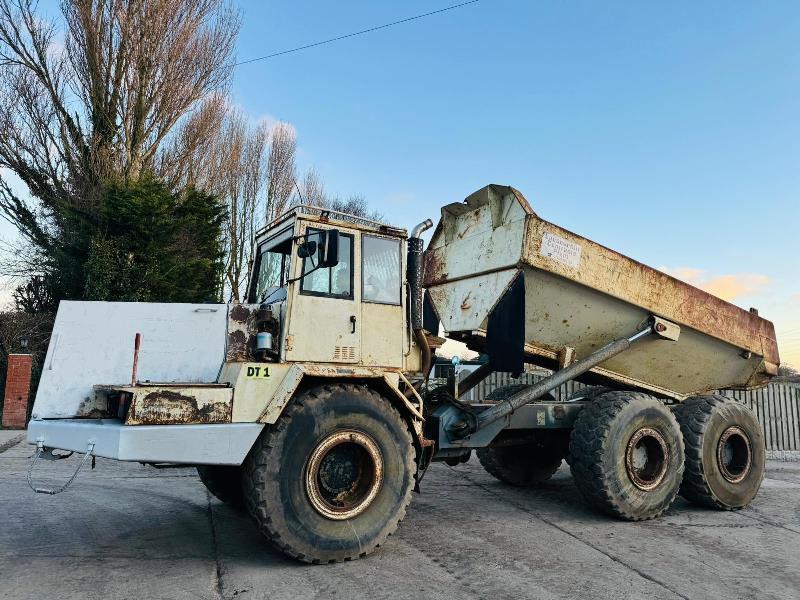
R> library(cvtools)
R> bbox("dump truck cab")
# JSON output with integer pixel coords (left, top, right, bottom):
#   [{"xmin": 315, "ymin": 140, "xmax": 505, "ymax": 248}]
[{"xmin": 243, "ymin": 206, "xmax": 415, "ymax": 371}]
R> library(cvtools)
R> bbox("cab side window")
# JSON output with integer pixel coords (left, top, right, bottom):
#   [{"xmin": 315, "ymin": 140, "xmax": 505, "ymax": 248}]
[
  {"xmin": 362, "ymin": 235, "xmax": 401, "ymax": 305},
  {"xmin": 300, "ymin": 229, "xmax": 354, "ymax": 299}
]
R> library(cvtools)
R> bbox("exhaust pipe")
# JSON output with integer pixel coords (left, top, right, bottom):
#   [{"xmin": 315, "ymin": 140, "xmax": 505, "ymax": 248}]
[
  {"xmin": 410, "ymin": 219, "xmax": 434, "ymax": 241},
  {"xmin": 408, "ymin": 219, "xmax": 434, "ymax": 379}
]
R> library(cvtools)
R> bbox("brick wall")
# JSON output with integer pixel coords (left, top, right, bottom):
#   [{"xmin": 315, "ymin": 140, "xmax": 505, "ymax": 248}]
[{"xmin": 2, "ymin": 354, "xmax": 33, "ymax": 429}]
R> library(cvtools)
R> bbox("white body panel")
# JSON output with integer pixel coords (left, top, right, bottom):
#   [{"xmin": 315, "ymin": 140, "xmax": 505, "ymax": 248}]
[
  {"xmin": 27, "ymin": 420, "xmax": 264, "ymax": 465},
  {"xmin": 33, "ymin": 301, "xmax": 227, "ymax": 419}
]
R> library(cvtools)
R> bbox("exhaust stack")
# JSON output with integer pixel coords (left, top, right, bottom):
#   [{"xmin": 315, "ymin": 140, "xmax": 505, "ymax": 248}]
[
  {"xmin": 408, "ymin": 219, "xmax": 433, "ymax": 330},
  {"xmin": 407, "ymin": 219, "xmax": 433, "ymax": 378}
]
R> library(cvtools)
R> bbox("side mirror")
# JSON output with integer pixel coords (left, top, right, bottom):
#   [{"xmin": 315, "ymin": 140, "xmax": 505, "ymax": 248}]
[{"xmin": 318, "ymin": 229, "xmax": 340, "ymax": 268}]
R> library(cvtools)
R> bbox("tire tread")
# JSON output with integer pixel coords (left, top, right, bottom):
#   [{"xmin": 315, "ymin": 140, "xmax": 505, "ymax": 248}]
[
  {"xmin": 674, "ymin": 394, "xmax": 762, "ymax": 510},
  {"xmin": 568, "ymin": 391, "xmax": 684, "ymax": 521},
  {"xmin": 241, "ymin": 384, "xmax": 415, "ymax": 564}
]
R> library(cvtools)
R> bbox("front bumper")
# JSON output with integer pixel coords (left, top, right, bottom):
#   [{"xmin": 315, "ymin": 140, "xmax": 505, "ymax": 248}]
[{"xmin": 27, "ymin": 419, "xmax": 264, "ymax": 465}]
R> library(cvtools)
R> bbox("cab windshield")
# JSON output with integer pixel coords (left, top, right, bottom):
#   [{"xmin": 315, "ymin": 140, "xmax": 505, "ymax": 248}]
[{"xmin": 250, "ymin": 227, "xmax": 293, "ymax": 303}]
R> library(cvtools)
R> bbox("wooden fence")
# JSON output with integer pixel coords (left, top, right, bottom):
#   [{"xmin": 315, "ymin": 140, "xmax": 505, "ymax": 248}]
[{"xmin": 454, "ymin": 371, "xmax": 800, "ymax": 454}]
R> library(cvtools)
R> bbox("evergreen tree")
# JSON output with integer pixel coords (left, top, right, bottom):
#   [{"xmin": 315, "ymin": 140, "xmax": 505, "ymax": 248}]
[{"xmin": 82, "ymin": 178, "xmax": 226, "ymax": 303}]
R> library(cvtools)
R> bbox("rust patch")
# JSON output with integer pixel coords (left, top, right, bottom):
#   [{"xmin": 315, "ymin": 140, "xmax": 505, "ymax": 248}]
[
  {"xmin": 303, "ymin": 364, "xmax": 386, "ymax": 378},
  {"xmin": 460, "ymin": 291, "xmax": 472, "ymax": 311},
  {"xmin": 75, "ymin": 394, "xmax": 111, "ymax": 418},
  {"xmin": 129, "ymin": 390, "xmax": 231, "ymax": 425},
  {"xmin": 226, "ymin": 303, "xmax": 279, "ymax": 362},
  {"xmin": 456, "ymin": 221, "xmax": 475, "ymax": 240},
  {"xmin": 227, "ymin": 329, "xmax": 249, "ymax": 361},
  {"xmin": 229, "ymin": 304, "xmax": 251, "ymax": 323},
  {"xmin": 423, "ymin": 249, "xmax": 448, "ymax": 286}
]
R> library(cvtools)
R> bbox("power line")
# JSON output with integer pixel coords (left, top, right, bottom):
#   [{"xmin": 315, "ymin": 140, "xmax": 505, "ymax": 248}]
[{"xmin": 234, "ymin": 1, "xmax": 480, "ymax": 66}]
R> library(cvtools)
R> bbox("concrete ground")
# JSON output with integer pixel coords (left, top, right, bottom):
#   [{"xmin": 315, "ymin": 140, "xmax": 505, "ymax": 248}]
[
  {"xmin": 0, "ymin": 429, "xmax": 25, "ymax": 450},
  {"xmin": 1, "ymin": 436, "xmax": 798, "ymax": 600}
]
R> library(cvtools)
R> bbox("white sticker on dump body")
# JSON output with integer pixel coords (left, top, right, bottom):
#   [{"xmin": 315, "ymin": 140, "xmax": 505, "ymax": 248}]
[{"xmin": 540, "ymin": 232, "xmax": 582, "ymax": 269}]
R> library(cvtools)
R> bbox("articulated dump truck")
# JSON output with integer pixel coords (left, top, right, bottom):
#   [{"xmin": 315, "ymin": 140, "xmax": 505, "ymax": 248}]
[{"xmin": 28, "ymin": 185, "xmax": 779, "ymax": 563}]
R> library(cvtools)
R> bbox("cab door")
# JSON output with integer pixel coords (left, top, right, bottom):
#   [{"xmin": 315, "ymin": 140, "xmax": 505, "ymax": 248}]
[
  {"xmin": 285, "ymin": 224, "xmax": 361, "ymax": 364},
  {"xmin": 360, "ymin": 233, "xmax": 404, "ymax": 368}
]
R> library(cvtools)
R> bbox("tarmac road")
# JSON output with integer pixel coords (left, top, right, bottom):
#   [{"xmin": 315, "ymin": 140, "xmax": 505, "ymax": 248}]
[{"xmin": 1, "ymin": 433, "xmax": 798, "ymax": 600}]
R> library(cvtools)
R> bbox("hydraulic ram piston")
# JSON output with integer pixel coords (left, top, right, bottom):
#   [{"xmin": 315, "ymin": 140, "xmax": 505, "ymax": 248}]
[{"xmin": 451, "ymin": 320, "xmax": 667, "ymax": 439}]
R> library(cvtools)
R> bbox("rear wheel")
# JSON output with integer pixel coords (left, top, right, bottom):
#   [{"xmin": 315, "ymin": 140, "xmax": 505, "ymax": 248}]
[
  {"xmin": 477, "ymin": 384, "xmax": 565, "ymax": 486},
  {"xmin": 568, "ymin": 391, "xmax": 684, "ymax": 520},
  {"xmin": 242, "ymin": 384, "xmax": 415, "ymax": 563},
  {"xmin": 674, "ymin": 395, "xmax": 765, "ymax": 510},
  {"xmin": 477, "ymin": 433, "xmax": 567, "ymax": 486},
  {"xmin": 197, "ymin": 465, "xmax": 244, "ymax": 508}
]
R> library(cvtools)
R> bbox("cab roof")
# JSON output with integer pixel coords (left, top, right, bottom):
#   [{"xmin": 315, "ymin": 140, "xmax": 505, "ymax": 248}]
[{"xmin": 257, "ymin": 204, "xmax": 407, "ymax": 241}]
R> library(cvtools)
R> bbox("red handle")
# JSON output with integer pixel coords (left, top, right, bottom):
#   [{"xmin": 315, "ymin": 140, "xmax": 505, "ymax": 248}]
[{"xmin": 131, "ymin": 333, "xmax": 142, "ymax": 386}]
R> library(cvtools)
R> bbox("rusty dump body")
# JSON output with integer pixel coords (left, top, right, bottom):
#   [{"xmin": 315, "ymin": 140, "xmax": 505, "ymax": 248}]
[{"xmin": 424, "ymin": 185, "xmax": 779, "ymax": 400}]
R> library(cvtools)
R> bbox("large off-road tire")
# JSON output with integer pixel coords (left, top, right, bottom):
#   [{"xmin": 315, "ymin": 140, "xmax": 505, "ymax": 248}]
[
  {"xmin": 476, "ymin": 384, "xmax": 565, "ymax": 485},
  {"xmin": 477, "ymin": 439, "xmax": 566, "ymax": 486},
  {"xmin": 674, "ymin": 394, "xmax": 765, "ymax": 510},
  {"xmin": 242, "ymin": 384, "xmax": 416, "ymax": 564},
  {"xmin": 568, "ymin": 391, "xmax": 685, "ymax": 520},
  {"xmin": 197, "ymin": 465, "xmax": 244, "ymax": 508}
]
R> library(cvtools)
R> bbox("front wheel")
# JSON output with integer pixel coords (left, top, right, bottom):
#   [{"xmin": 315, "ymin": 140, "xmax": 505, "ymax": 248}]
[{"xmin": 242, "ymin": 384, "xmax": 416, "ymax": 563}]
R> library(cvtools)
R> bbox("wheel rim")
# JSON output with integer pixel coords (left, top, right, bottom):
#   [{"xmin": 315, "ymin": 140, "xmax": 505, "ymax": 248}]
[
  {"xmin": 717, "ymin": 426, "xmax": 752, "ymax": 484},
  {"xmin": 625, "ymin": 427, "xmax": 669, "ymax": 491},
  {"xmin": 305, "ymin": 430, "xmax": 384, "ymax": 520}
]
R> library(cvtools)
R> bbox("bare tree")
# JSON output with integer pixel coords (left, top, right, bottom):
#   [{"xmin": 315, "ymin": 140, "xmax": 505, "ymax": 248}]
[
  {"xmin": 298, "ymin": 166, "xmax": 325, "ymax": 207},
  {"xmin": 265, "ymin": 122, "xmax": 296, "ymax": 222},
  {"xmin": 218, "ymin": 110, "xmax": 268, "ymax": 301},
  {"xmin": 776, "ymin": 365, "xmax": 800, "ymax": 383},
  {"xmin": 295, "ymin": 167, "xmax": 382, "ymax": 221},
  {"xmin": 329, "ymin": 194, "xmax": 383, "ymax": 221},
  {"xmin": 156, "ymin": 93, "xmax": 230, "ymax": 192},
  {"xmin": 161, "ymin": 112, "xmax": 304, "ymax": 300},
  {"xmin": 0, "ymin": 0, "xmax": 239, "ymax": 268}
]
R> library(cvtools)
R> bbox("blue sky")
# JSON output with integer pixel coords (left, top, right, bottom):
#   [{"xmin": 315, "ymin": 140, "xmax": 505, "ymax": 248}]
[
  {"xmin": 230, "ymin": 1, "xmax": 799, "ymax": 365},
  {"xmin": 4, "ymin": 1, "xmax": 799, "ymax": 365}
]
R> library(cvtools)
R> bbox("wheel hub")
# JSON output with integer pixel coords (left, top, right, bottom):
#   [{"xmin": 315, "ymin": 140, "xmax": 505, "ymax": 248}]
[
  {"xmin": 717, "ymin": 426, "xmax": 752, "ymax": 484},
  {"xmin": 625, "ymin": 427, "xmax": 669, "ymax": 491},
  {"xmin": 305, "ymin": 430, "xmax": 383, "ymax": 520}
]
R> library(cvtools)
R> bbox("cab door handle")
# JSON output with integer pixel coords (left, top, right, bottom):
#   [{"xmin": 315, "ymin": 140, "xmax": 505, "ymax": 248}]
[{"xmin": 350, "ymin": 315, "xmax": 357, "ymax": 334}]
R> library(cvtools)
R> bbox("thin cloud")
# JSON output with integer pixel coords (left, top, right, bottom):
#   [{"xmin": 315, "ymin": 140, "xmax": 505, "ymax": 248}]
[
  {"xmin": 256, "ymin": 114, "xmax": 297, "ymax": 138},
  {"xmin": 661, "ymin": 267, "xmax": 770, "ymax": 302}
]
